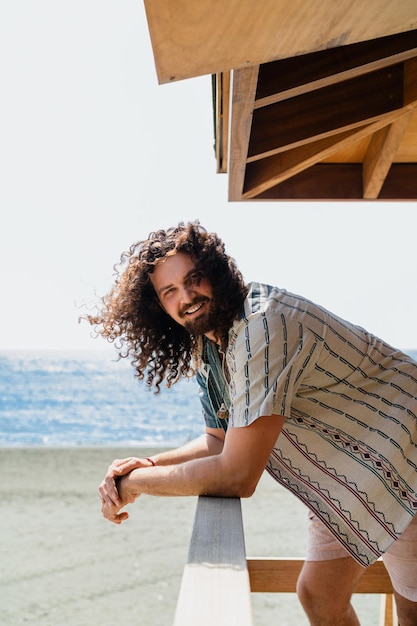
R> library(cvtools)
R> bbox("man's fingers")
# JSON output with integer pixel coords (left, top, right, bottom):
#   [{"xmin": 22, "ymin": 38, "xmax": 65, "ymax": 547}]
[
  {"xmin": 101, "ymin": 501, "xmax": 129, "ymax": 524},
  {"xmin": 99, "ymin": 456, "xmax": 143, "ymax": 522},
  {"xmin": 99, "ymin": 480, "xmax": 121, "ymax": 506},
  {"xmin": 109, "ymin": 457, "xmax": 141, "ymax": 475}
]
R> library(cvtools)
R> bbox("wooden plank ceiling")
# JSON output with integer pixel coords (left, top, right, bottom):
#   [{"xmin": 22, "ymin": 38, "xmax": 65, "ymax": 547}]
[
  {"xmin": 226, "ymin": 30, "xmax": 417, "ymax": 200},
  {"xmin": 144, "ymin": 1, "xmax": 417, "ymax": 200}
]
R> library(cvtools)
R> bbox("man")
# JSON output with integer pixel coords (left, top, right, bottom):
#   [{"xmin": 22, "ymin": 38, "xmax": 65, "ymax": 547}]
[{"xmin": 90, "ymin": 221, "xmax": 417, "ymax": 625}]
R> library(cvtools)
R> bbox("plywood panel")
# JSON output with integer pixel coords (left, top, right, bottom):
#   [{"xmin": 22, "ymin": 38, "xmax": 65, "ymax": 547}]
[{"xmin": 144, "ymin": 0, "xmax": 417, "ymax": 83}]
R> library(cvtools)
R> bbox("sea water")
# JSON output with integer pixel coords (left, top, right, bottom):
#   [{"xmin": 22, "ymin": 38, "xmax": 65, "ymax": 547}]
[
  {"xmin": 0, "ymin": 350, "xmax": 204, "ymax": 447},
  {"xmin": 1, "ymin": 348, "xmax": 417, "ymax": 448}
]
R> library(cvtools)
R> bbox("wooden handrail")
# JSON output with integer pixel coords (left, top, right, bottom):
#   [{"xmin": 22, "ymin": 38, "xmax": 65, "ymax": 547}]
[
  {"xmin": 173, "ymin": 497, "xmax": 253, "ymax": 626},
  {"xmin": 173, "ymin": 496, "xmax": 398, "ymax": 626}
]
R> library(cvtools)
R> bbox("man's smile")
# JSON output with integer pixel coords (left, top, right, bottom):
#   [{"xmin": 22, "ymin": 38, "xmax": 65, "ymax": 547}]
[
  {"xmin": 181, "ymin": 299, "xmax": 207, "ymax": 318},
  {"xmin": 185, "ymin": 302, "xmax": 204, "ymax": 315}
]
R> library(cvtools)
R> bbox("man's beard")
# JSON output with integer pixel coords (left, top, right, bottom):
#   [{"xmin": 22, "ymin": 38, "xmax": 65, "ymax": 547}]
[{"xmin": 181, "ymin": 298, "xmax": 216, "ymax": 337}]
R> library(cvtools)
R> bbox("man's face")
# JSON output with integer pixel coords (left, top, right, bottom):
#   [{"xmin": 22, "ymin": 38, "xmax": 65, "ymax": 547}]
[{"xmin": 150, "ymin": 252, "xmax": 216, "ymax": 338}]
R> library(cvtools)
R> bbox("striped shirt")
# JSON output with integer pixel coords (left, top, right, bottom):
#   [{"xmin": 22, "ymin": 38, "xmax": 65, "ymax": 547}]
[{"xmin": 196, "ymin": 282, "xmax": 417, "ymax": 566}]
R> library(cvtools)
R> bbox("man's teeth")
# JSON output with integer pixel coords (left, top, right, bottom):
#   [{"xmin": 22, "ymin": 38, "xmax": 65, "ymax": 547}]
[{"xmin": 186, "ymin": 302, "xmax": 203, "ymax": 315}]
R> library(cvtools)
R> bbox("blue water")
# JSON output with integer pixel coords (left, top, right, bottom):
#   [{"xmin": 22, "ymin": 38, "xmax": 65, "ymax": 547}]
[
  {"xmin": 2, "ymin": 348, "xmax": 417, "ymax": 448},
  {"xmin": 0, "ymin": 350, "xmax": 204, "ymax": 447}
]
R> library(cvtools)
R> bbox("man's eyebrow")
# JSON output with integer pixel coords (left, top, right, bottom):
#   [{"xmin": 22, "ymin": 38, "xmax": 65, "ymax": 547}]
[
  {"xmin": 157, "ymin": 268, "xmax": 199, "ymax": 297},
  {"xmin": 156, "ymin": 282, "xmax": 174, "ymax": 297}
]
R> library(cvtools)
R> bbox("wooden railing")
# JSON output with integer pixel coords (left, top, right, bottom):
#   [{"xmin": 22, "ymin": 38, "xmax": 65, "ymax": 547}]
[{"xmin": 173, "ymin": 496, "xmax": 398, "ymax": 626}]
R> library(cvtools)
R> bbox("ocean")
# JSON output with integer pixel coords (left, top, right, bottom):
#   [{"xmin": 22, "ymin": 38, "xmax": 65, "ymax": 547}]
[
  {"xmin": 1, "ymin": 347, "xmax": 417, "ymax": 448},
  {"xmin": 0, "ymin": 350, "xmax": 204, "ymax": 447}
]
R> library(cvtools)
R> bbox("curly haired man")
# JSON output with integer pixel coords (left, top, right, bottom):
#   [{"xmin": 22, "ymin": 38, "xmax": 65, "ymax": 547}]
[{"xmin": 88, "ymin": 221, "xmax": 417, "ymax": 625}]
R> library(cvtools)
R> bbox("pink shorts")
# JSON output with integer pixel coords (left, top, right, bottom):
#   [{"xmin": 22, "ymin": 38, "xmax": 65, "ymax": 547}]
[{"xmin": 306, "ymin": 512, "xmax": 417, "ymax": 602}]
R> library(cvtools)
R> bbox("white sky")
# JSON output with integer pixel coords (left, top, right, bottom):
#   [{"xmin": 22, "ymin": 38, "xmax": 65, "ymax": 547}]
[{"xmin": 1, "ymin": 1, "xmax": 416, "ymax": 353}]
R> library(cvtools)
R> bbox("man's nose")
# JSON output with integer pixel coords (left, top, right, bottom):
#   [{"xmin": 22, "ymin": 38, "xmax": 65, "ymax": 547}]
[{"xmin": 179, "ymin": 284, "xmax": 195, "ymax": 302}]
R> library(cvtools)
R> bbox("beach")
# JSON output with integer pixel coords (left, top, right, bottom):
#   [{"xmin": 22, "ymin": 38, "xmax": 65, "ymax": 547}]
[{"xmin": 2, "ymin": 447, "xmax": 381, "ymax": 626}]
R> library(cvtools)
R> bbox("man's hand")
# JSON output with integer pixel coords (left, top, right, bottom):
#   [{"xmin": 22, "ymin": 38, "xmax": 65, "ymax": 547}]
[
  {"xmin": 98, "ymin": 456, "xmax": 152, "ymax": 510},
  {"xmin": 100, "ymin": 472, "xmax": 137, "ymax": 524},
  {"xmin": 100, "ymin": 496, "xmax": 129, "ymax": 524}
]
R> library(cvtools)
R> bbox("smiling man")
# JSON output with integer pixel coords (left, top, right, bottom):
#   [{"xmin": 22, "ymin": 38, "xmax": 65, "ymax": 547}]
[
  {"xmin": 151, "ymin": 252, "xmax": 216, "ymax": 337},
  {"xmin": 88, "ymin": 221, "xmax": 417, "ymax": 626}
]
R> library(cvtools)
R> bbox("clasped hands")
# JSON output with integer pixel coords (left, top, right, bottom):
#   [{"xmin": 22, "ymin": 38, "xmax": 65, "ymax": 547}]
[{"xmin": 98, "ymin": 456, "xmax": 150, "ymax": 524}]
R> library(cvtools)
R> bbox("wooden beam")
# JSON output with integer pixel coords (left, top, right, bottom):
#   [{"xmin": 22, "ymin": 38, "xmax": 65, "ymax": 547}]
[
  {"xmin": 248, "ymin": 65, "xmax": 404, "ymax": 160},
  {"xmin": 362, "ymin": 58, "xmax": 417, "ymax": 197},
  {"xmin": 247, "ymin": 558, "xmax": 398, "ymax": 626},
  {"xmin": 143, "ymin": 0, "xmax": 417, "ymax": 83},
  {"xmin": 404, "ymin": 57, "xmax": 417, "ymax": 104},
  {"xmin": 244, "ymin": 127, "xmax": 370, "ymax": 198},
  {"xmin": 254, "ymin": 31, "xmax": 417, "ymax": 109},
  {"xmin": 247, "ymin": 558, "xmax": 394, "ymax": 594},
  {"xmin": 243, "ymin": 109, "xmax": 412, "ymax": 198},
  {"xmin": 363, "ymin": 113, "xmax": 412, "ymax": 198},
  {"xmin": 394, "ymin": 109, "xmax": 417, "ymax": 161},
  {"xmin": 214, "ymin": 72, "xmax": 231, "ymax": 173},
  {"xmin": 250, "ymin": 163, "xmax": 417, "ymax": 200},
  {"xmin": 228, "ymin": 66, "xmax": 259, "ymax": 201}
]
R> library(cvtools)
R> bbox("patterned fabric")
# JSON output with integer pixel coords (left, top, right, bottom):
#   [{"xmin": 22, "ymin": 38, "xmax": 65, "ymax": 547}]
[
  {"xmin": 197, "ymin": 282, "xmax": 417, "ymax": 566},
  {"xmin": 196, "ymin": 339, "xmax": 229, "ymax": 433}
]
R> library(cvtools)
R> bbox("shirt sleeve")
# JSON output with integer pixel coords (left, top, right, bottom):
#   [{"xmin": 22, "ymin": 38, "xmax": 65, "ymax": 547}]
[{"xmin": 227, "ymin": 287, "xmax": 324, "ymax": 427}]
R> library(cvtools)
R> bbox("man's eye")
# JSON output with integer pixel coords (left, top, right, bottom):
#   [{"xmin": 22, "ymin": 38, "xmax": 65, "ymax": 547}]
[{"xmin": 189, "ymin": 272, "xmax": 203, "ymax": 285}]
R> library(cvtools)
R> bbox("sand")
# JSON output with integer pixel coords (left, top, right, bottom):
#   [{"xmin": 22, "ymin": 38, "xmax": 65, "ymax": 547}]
[{"xmin": 2, "ymin": 447, "xmax": 381, "ymax": 626}]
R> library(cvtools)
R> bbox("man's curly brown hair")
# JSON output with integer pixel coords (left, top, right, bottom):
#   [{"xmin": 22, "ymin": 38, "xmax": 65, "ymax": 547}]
[{"xmin": 85, "ymin": 221, "xmax": 248, "ymax": 392}]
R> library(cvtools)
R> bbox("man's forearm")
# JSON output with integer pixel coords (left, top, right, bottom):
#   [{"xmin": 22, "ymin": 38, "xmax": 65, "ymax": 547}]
[
  {"xmin": 149, "ymin": 431, "xmax": 224, "ymax": 466},
  {"xmin": 102, "ymin": 415, "xmax": 283, "ymax": 523},
  {"xmin": 119, "ymin": 453, "xmax": 240, "ymax": 501}
]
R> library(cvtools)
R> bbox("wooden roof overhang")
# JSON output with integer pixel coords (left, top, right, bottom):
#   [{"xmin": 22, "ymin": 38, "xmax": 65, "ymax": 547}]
[{"xmin": 143, "ymin": 0, "xmax": 417, "ymax": 201}]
